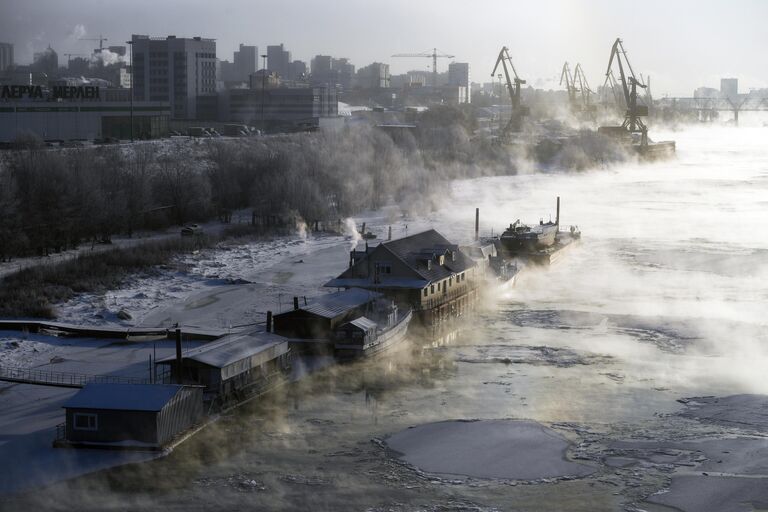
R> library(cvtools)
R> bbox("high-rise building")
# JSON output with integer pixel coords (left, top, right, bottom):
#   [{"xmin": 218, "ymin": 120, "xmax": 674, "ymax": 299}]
[
  {"xmin": 234, "ymin": 44, "xmax": 257, "ymax": 81},
  {"xmin": 267, "ymin": 44, "xmax": 291, "ymax": 79},
  {"xmin": 448, "ymin": 62, "xmax": 471, "ymax": 103},
  {"xmin": 356, "ymin": 62, "xmax": 390, "ymax": 89},
  {"xmin": 289, "ymin": 60, "xmax": 307, "ymax": 81},
  {"xmin": 720, "ymin": 78, "xmax": 738, "ymax": 100},
  {"xmin": 32, "ymin": 46, "xmax": 59, "ymax": 75},
  {"xmin": 0, "ymin": 42, "xmax": 13, "ymax": 72},
  {"xmin": 333, "ymin": 58, "xmax": 355, "ymax": 90},
  {"xmin": 311, "ymin": 55, "xmax": 336, "ymax": 86},
  {"xmin": 131, "ymin": 35, "xmax": 218, "ymax": 120}
]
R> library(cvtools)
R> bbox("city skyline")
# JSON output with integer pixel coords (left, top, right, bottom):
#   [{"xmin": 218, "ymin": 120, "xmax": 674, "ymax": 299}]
[{"xmin": 1, "ymin": 0, "xmax": 767, "ymax": 96}]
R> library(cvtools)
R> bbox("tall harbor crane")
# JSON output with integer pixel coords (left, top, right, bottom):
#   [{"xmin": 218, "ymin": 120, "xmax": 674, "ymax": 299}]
[
  {"xmin": 560, "ymin": 62, "xmax": 578, "ymax": 111},
  {"xmin": 574, "ymin": 64, "xmax": 595, "ymax": 110},
  {"xmin": 391, "ymin": 48, "xmax": 455, "ymax": 87},
  {"xmin": 602, "ymin": 38, "xmax": 649, "ymax": 144},
  {"xmin": 491, "ymin": 46, "xmax": 529, "ymax": 135}
]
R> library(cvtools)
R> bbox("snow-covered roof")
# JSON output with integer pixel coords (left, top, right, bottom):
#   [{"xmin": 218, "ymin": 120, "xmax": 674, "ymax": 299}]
[
  {"xmin": 63, "ymin": 383, "xmax": 183, "ymax": 412},
  {"xmin": 299, "ymin": 288, "xmax": 382, "ymax": 319},
  {"xmin": 157, "ymin": 331, "xmax": 288, "ymax": 369},
  {"xmin": 348, "ymin": 316, "xmax": 377, "ymax": 331},
  {"xmin": 325, "ymin": 277, "xmax": 430, "ymax": 289}
]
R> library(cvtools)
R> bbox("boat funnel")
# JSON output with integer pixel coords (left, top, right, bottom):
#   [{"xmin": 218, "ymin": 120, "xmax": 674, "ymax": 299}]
[{"xmin": 556, "ymin": 197, "xmax": 560, "ymax": 227}]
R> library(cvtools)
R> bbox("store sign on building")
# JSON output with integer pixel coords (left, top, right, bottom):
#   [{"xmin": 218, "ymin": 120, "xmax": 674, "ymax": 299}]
[{"xmin": 1, "ymin": 85, "xmax": 101, "ymax": 100}]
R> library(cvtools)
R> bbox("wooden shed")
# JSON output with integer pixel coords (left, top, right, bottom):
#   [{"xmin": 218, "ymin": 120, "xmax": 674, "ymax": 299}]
[
  {"xmin": 59, "ymin": 383, "xmax": 203, "ymax": 450},
  {"xmin": 273, "ymin": 288, "xmax": 382, "ymax": 339}
]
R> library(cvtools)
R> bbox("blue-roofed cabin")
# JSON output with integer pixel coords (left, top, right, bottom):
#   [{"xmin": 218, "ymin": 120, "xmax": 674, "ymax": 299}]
[{"xmin": 59, "ymin": 383, "xmax": 203, "ymax": 449}]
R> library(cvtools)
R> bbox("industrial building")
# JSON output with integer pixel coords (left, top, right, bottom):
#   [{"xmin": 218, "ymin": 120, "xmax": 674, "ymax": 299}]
[
  {"xmin": 57, "ymin": 383, "xmax": 203, "ymax": 450},
  {"xmin": 131, "ymin": 35, "xmax": 218, "ymax": 120},
  {"xmin": 0, "ymin": 84, "xmax": 170, "ymax": 142},
  {"xmin": 219, "ymin": 85, "xmax": 338, "ymax": 130}
]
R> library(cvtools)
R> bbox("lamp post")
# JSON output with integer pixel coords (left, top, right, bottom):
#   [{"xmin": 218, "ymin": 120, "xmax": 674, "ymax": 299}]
[
  {"xmin": 126, "ymin": 40, "xmax": 134, "ymax": 142},
  {"xmin": 260, "ymin": 54, "xmax": 267, "ymax": 133}
]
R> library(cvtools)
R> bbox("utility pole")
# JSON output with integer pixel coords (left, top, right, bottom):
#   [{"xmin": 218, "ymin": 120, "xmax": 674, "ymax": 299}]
[{"xmin": 126, "ymin": 40, "xmax": 134, "ymax": 142}]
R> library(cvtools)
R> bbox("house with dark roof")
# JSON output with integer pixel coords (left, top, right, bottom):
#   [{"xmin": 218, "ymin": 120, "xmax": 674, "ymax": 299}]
[
  {"xmin": 325, "ymin": 230, "xmax": 480, "ymax": 330},
  {"xmin": 155, "ymin": 330, "xmax": 291, "ymax": 405},
  {"xmin": 58, "ymin": 383, "xmax": 203, "ymax": 450},
  {"xmin": 272, "ymin": 288, "xmax": 383, "ymax": 340}
]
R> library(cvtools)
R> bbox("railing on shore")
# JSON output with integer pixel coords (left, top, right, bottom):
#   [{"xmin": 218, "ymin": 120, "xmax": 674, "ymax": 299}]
[{"xmin": 0, "ymin": 365, "xmax": 149, "ymax": 388}]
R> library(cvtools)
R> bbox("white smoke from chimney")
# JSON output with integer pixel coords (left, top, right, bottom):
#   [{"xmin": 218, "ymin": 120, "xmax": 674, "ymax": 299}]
[{"xmin": 343, "ymin": 218, "xmax": 362, "ymax": 251}]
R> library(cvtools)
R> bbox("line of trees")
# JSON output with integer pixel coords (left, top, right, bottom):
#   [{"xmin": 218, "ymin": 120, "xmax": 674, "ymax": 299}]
[{"xmin": 0, "ymin": 109, "xmax": 522, "ymax": 262}]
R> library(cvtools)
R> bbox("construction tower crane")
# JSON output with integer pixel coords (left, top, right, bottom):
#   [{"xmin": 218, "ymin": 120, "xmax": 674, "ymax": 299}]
[
  {"xmin": 491, "ymin": 46, "xmax": 529, "ymax": 134},
  {"xmin": 79, "ymin": 34, "xmax": 109, "ymax": 52},
  {"xmin": 391, "ymin": 48, "xmax": 455, "ymax": 87},
  {"xmin": 604, "ymin": 37, "xmax": 648, "ymax": 143},
  {"xmin": 560, "ymin": 62, "xmax": 578, "ymax": 111}
]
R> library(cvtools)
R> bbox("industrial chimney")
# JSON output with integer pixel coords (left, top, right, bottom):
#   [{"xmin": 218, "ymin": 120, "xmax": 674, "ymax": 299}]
[{"xmin": 475, "ymin": 208, "xmax": 479, "ymax": 240}]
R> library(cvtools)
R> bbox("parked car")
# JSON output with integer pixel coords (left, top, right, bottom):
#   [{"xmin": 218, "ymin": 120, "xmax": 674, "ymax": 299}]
[{"xmin": 181, "ymin": 224, "xmax": 204, "ymax": 236}]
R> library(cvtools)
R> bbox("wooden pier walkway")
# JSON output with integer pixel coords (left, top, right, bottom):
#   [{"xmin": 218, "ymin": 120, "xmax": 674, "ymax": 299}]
[
  {"xmin": 0, "ymin": 320, "xmax": 227, "ymax": 341},
  {"xmin": 0, "ymin": 365, "xmax": 149, "ymax": 389}
]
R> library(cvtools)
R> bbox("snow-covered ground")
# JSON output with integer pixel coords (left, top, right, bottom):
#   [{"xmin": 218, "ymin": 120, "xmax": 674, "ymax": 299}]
[{"xmin": 0, "ymin": 219, "xmax": 393, "ymax": 494}]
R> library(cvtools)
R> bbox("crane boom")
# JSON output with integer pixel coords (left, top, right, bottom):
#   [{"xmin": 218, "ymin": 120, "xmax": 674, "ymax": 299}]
[
  {"xmin": 560, "ymin": 62, "xmax": 577, "ymax": 109},
  {"xmin": 491, "ymin": 46, "xmax": 528, "ymax": 135},
  {"xmin": 603, "ymin": 38, "xmax": 649, "ymax": 143}
]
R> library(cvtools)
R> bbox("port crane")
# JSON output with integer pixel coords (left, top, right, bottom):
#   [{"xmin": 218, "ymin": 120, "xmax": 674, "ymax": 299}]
[
  {"xmin": 603, "ymin": 38, "xmax": 649, "ymax": 144},
  {"xmin": 560, "ymin": 62, "xmax": 578, "ymax": 111},
  {"xmin": 391, "ymin": 48, "xmax": 455, "ymax": 87},
  {"xmin": 574, "ymin": 64, "xmax": 596, "ymax": 111},
  {"xmin": 491, "ymin": 46, "xmax": 529, "ymax": 135}
]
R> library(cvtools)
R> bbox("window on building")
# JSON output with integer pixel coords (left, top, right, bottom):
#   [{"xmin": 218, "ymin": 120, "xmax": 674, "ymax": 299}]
[
  {"xmin": 73, "ymin": 413, "xmax": 98, "ymax": 431},
  {"xmin": 423, "ymin": 288, "xmax": 428, "ymax": 297},
  {"xmin": 430, "ymin": 284, "xmax": 435, "ymax": 294}
]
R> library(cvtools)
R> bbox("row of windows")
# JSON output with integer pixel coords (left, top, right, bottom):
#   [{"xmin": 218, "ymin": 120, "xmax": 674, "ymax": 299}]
[
  {"xmin": 196, "ymin": 52, "xmax": 216, "ymax": 59},
  {"xmin": 422, "ymin": 272, "xmax": 466, "ymax": 297}
]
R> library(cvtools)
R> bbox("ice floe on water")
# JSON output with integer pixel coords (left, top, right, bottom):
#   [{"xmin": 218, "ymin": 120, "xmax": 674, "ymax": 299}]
[{"xmin": 385, "ymin": 419, "xmax": 595, "ymax": 481}]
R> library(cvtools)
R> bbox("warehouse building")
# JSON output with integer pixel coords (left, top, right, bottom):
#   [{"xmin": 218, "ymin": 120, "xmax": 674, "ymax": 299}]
[
  {"xmin": 0, "ymin": 84, "xmax": 170, "ymax": 142},
  {"xmin": 57, "ymin": 383, "xmax": 203, "ymax": 450},
  {"xmin": 220, "ymin": 85, "xmax": 338, "ymax": 130}
]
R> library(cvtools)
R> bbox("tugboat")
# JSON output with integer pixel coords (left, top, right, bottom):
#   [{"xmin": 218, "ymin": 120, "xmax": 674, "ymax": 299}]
[
  {"xmin": 500, "ymin": 197, "xmax": 560, "ymax": 254},
  {"xmin": 333, "ymin": 299, "xmax": 412, "ymax": 360}
]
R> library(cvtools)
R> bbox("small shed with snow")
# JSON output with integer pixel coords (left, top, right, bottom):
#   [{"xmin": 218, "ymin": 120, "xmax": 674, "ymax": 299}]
[
  {"xmin": 60, "ymin": 383, "xmax": 203, "ymax": 449},
  {"xmin": 273, "ymin": 288, "xmax": 382, "ymax": 339}
]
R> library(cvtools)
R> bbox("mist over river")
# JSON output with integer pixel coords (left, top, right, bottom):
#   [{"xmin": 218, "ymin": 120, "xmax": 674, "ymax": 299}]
[{"xmin": 5, "ymin": 123, "xmax": 768, "ymax": 511}]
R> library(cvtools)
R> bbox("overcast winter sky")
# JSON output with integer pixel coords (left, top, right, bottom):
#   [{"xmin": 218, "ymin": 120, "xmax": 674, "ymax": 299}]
[{"xmin": 1, "ymin": 0, "xmax": 766, "ymax": 96}]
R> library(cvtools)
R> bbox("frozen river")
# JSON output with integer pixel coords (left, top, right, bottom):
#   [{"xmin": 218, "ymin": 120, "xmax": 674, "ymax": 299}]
[{"xmin": 3, "ymin": 123, "xmax": 768, "ymax": 511}]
